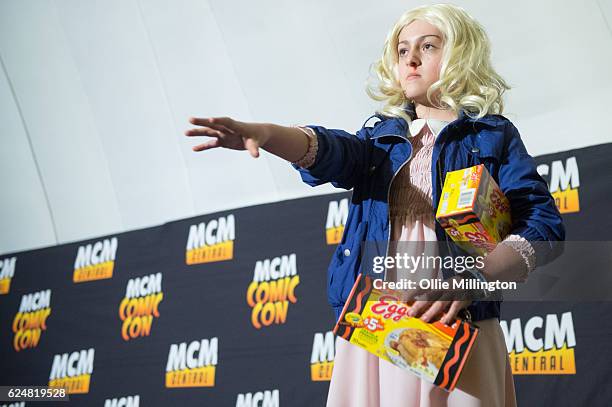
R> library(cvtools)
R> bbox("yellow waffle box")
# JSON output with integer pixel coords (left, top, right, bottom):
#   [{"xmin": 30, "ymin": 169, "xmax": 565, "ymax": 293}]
[
  {"xmin": 334, "ymin": 274, "xmax": 479, "ymax": 392},
  {"xmin": 436, "ymin": 164, "xmax": 511, "ymax": 256}
]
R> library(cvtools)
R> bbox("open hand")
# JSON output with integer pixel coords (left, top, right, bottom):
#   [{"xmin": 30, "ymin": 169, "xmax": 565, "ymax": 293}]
[{"xmin": 185, "ymin": 116, "xmax": 269, "ymax": 158}]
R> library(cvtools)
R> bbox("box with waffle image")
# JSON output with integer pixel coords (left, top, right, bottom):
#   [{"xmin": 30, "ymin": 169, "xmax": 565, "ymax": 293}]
[
  {"xmin": 334, "ymin": 274, "xmax": 479, "ymax": 392},
  {"xmin": 436, "ymin": 164, "xmax": 511, "ymax": 256}
]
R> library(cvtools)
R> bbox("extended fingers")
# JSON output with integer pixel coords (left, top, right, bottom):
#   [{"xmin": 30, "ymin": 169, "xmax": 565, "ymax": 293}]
[
  {"xmin": 185, "ymin": 123, "xmax": 236, "ymax": 137},
  {"xmin": 186, "ymin": 116, "xmax": 258, "ymax": 158},
  {"xmin": 185, "ymin": 126, "xmax": 224, "ymax": 138},
  {"xmin": 192, "ymin": 138, "xmax": 221, "ymax": 152},
  {"xmin": 189, "ymin": 117, "xmax": 236, "ymax": 133}
]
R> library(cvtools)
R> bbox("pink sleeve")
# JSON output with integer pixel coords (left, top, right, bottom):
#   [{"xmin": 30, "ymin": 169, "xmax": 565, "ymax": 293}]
[
  {"xmin": 291, "ymin": 126, "xmax": 319, "ymax": 169},
  {"xmin": 500, "ymin": 234, "xmax": 537, "ymax": 273}
]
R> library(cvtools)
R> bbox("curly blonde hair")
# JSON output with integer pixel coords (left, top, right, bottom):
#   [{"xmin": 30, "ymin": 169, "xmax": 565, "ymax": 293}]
[{"xmin": 366, "ymin": 3, "xmax": 510, "ymax": 123}]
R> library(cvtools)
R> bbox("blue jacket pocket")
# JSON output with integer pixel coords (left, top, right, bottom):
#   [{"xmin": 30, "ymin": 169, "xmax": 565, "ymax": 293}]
[{"xmin": 327, "ymin": 221, "xmax": 368, "ymax": 308}]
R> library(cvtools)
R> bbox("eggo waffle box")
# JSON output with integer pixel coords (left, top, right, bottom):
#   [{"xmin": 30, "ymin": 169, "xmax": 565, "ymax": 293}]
[
  {"xmin": 436, "ymin": 164, "xmax": 511, "ymax": 256},
  {"xmin": 334, "ymin": 274, "xmax": 479, "ymax": 392}
]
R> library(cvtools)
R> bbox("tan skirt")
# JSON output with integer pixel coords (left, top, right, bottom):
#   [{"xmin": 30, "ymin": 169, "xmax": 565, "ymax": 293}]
[{"xmin": 326, "ymin": 318, "xmax": 517, "ymax": 407}]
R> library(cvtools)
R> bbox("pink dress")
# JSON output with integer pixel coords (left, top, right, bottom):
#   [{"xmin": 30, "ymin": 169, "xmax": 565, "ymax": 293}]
[{"xmin": 324, "ymin": 119, "xmax": 517, "ymax": 407}]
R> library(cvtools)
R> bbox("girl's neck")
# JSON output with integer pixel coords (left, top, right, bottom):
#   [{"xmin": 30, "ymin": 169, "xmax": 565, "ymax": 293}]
[{"xmin": 414, "ymin": 103, "xmax": 458, "ymax": 122}]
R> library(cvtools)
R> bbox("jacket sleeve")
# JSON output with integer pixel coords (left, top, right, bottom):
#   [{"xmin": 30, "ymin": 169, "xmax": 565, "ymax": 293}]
[
  {"xmin": 290, "ymin": 125, "xmax": 369, "ymax": 190},
  {"xmin": 498, "ymin": 121, "xmax": 565, "ymax": 267}
]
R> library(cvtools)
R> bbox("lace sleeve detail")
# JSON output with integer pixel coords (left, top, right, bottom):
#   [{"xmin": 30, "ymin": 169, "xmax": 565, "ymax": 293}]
[
  {"xmin": 291, "ymin": 126, "xmax": 318, "ymax": 169},
  {"xmin": 500, "ymin": 234, "xmax": 537, "ymax": 273}
]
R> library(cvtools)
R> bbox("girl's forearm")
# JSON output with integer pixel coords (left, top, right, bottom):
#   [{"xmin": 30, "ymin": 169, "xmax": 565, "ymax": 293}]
[{"xmin": 259, "ymin": 123, "xmax": 310, "ymax": 163}]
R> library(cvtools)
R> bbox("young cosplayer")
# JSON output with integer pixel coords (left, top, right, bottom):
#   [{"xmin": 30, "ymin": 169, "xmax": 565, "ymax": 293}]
[{"xmin": 185, "ymin": 4, "xmax": 564, "ymax": 406}]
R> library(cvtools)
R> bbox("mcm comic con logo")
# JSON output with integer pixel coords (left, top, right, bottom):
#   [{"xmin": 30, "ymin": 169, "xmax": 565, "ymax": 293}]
[
  {"xmin": 502, "ymin": 311, "xmax": 576, "ymax": 375},
  {"xmin": 118, "ymin": 273, "xmax": 164, "ymax": 341},
  {"xmin": 310, "ymin": 331, "xmax": 335, "ymax": 381},
  {"xmin": 246, "ymin": 253, "xmax": 300, "ymax": 329},
  {"xmin": 48, "ymin": 348, "xmax": 95, "ymax": 394},
  {"xmin": 537, "ymin": 156, "xmax": 580, "ymax": 214},
  {"xmin": 0, "ymin": 256, "xmax": 16, "ymax": 295},
  {"xmin": 186, "ymin": 214, "xmax": 235, "ymax": 265},
  {"xmin": 165, "ymin": 337, "xmax": 218, "ymax": 388},
  {"xmin": 12, "ymin": 289, "xmax": 52, "ymax": 351},
  {"xmin": 73, "ymin": 237, "xmax": 118, "ymax": 283},
  {"xmin": 325, "ymin": 199, "xmax": 348, "ymax": 245}
]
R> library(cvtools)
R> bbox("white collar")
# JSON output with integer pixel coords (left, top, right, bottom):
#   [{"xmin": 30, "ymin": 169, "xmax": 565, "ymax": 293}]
[{"xmin": 408, "ymin": 118, "xmax": 450, "ymax": 138}]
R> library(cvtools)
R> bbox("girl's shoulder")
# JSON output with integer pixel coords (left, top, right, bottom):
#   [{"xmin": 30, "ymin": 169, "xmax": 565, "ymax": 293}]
[
  {"xmin": 458, "ymin": 111, "xmax": 512, "ymax": 128},
  {"xmin": 458, "ymin": 113, "xmax": 523, "ymax": 146}
]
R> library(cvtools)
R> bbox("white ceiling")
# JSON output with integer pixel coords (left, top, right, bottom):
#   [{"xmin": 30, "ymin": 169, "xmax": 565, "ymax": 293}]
[{"xmin": 1, "ymin": 0, "xmax": 612, "ymax": 255}]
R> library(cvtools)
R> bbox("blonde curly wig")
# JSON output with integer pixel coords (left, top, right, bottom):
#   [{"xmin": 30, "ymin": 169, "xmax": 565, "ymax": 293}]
[{"xmin": 366, "ymin": 4, "xmax": 510, "ymax": 123}]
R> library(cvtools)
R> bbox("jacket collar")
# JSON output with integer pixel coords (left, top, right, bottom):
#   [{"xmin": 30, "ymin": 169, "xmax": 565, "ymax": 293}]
[
  {"xmin": 370, "ymin": 108, "xmax": 500, "ymax": 140},
  {"xmin": 408, "ymin": 118, "xmax": 449, "ymax": 138}
]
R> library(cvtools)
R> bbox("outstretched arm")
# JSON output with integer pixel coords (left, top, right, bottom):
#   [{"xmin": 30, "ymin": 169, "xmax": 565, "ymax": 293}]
[
  {"xmin": 185, "ymin": 116, "xmax": 310, "ymax": 162},
  {"xmin": 186, "ymin": 116, "xmax": 371, "ymax": 191}
]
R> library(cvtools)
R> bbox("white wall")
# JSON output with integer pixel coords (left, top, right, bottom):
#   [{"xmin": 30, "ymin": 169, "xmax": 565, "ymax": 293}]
[{"xmin": 1, "ymin": 0, "xmax": 611, "ymax": 255}]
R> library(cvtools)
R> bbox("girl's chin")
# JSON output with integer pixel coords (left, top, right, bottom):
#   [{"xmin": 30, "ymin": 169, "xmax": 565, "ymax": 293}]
[
  {"xmin": 403, "ymin": 94, "xmax": 426, "ymax": 103},
  {"xmin": 403, "ymin": 89, "xmax": 425, "ymax": 100}
]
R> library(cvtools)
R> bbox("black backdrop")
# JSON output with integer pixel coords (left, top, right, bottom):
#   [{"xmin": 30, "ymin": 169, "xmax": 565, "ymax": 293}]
[{"xmin": 1, "ymin": 143, "xmax": 611, "ymax": 406}]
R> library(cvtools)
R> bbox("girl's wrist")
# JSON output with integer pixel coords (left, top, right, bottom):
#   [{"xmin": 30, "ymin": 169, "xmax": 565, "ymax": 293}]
[{"xmin": 252, "ymin": 122, "xmax": 271, "ymax": 148}]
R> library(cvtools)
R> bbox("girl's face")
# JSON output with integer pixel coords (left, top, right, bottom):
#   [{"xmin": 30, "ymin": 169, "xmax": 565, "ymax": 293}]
[{"xmin": 397, "ymin": 20, "xmax": 444, "ymax": 105}]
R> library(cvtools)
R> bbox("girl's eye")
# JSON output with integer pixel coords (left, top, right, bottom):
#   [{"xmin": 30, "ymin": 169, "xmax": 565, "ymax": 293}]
[
  {"xmin": 422, "ymin": 43, "xmax": 435, "ymax": 51},
  {"xmin": 398, "ymin": 48, "xmax": 407, "ymax": 56}
]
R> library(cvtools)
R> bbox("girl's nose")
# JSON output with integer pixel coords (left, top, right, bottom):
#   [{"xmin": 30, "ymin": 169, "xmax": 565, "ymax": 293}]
[{"xmin": 407, "ymin": 49, "xmax": 421, "ymax": 67}]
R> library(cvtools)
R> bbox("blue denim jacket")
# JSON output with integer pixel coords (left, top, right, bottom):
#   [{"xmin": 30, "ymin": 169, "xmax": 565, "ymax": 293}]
[{"xmin": 292, "ymin": 110, "xmax": 565, "ymax": 322}]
